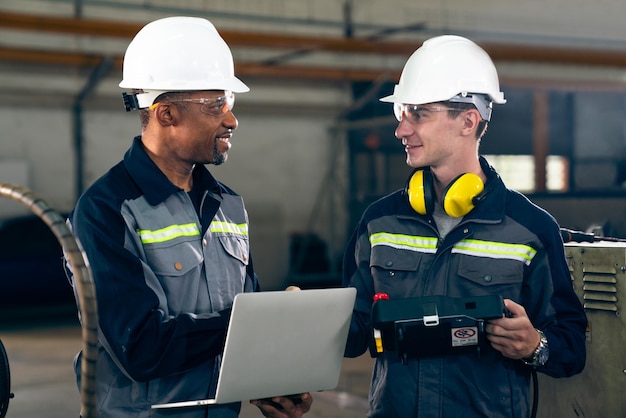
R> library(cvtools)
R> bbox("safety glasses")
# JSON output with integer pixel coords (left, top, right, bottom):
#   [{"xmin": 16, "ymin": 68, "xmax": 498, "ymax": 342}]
[
  {"xmin": 150, "ymin": 91, "xmax": 235, "ymax": 116},
  {"xmin": 394, "ymin": 103, "xmax": 466, "ymax": 123}
]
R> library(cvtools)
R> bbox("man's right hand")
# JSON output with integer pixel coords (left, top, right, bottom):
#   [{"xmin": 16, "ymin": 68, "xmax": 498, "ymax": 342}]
[{"xmin": 250, "ymin": 393, "xmax": 313, "ymax": 418}]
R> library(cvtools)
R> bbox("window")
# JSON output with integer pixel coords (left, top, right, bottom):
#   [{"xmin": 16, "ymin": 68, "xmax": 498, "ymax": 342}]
[{"xmin": 484, "ymin": 155, "xmax": 568, "ymax": 193}]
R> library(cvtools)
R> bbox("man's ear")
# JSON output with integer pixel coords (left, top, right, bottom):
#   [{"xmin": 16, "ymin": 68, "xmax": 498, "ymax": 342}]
[
  {"xmin": 460, "ymin": 108, "xmax": 482, "ymax": 138},
  {"xmin": 152, "ymin": 103, "xmax": 177, "ymax": 127}
]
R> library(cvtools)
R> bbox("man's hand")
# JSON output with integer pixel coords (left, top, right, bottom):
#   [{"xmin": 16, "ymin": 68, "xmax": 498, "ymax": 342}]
[
  {"xmin": 250, "ymin": 393, "xmax": 313, "ymax": 418},
  {"xmin": 485, "ymin": 299, "xmax": 541, "ymax": 360}
]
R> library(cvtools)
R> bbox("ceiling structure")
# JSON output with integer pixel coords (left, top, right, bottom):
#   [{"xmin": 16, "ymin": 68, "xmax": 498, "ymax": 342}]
[
  {"xmin": 3, "ymin": 10, "xmax": 626, "ymax": 83},
  {"xmin": 3, "ymin": 1, "xmax": 626, "ymax": 112}
]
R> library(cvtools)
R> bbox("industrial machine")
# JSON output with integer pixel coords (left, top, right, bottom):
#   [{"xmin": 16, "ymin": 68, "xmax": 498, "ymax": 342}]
[{"xmin": 537, "ymin": 241, "xmax": 626, "ymax": 418}]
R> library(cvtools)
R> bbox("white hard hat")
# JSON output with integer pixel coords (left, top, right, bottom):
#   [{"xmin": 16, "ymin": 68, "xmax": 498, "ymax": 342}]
[
  {"xmin": 380, "ymin": 35, "xmax": 505, "ymax": 120},
  {"xmin": 119, "ymin": 16, "xmax": 249, "ymax": 109}
]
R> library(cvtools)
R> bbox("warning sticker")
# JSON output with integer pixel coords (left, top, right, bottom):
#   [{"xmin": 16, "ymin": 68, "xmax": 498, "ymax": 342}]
[{"xmin": 451, "ymin": 326, "xmax": 478, "ymax": 347}]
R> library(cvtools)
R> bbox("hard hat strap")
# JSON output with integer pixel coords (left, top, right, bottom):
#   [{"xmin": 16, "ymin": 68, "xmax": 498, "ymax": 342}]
[
  {"xmin": 121, "ymin": 92, "xmax": 140, "ymax": 112},
  {"xmin": 136, "ymin": 91, "xmax": 166, "ymax": 109},
  {"xmin": 448, "ymin": 93, "xmax": 493, "ymax": 121},
  {"xmin": 121, "ymin": 90, "xmax": 167, "ymax": 111}
]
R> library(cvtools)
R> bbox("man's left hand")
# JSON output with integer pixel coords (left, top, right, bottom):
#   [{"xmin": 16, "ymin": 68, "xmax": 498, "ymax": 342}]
[
  {"xmin": 485, "ymin": 299, "xmax": 541, "ymax": 360},
  {"xmin": 250, "ymin": 393, "xmax": 313, "ymax": 418}
]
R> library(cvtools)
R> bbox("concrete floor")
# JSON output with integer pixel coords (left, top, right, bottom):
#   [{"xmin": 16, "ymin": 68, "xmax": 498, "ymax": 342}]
[{"xmin": 0, "ymin": 314, "xmax": 373, "ymax": 418}]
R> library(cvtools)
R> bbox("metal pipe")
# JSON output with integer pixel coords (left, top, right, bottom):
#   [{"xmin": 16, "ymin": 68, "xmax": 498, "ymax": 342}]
[{"xmin": 0, "ymin": 183, "xmax": 98, "ymax": 418}]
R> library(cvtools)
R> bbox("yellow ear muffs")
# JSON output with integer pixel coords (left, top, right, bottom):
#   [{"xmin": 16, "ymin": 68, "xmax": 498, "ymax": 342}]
[
  {"xmin": 406, "ymin": 169, "xmax": 486, "ymax": 217},
  {"xmin": 441, "ymin": 173, "xmax": 485, "ymax": 218},
  {"xmin": 406, "ymin": 169, "xmax": 434, "ymax": 215}
]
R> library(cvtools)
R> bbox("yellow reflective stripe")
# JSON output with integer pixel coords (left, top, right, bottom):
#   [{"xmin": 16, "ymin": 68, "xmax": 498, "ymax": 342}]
[
  {"xmin": 209, "ymin": 221, "xmax": 248, "ymax": 236},
  {"xmin": 137, "ymin": 223, "xmax": 200, "ymax": 244},
  {"xmin": 370, "ymin": 232, "xmax": 437, "ymax": 253},
  {"xmin": 452, "ymin": 239, "xmax": 536, "ymax": 265}
]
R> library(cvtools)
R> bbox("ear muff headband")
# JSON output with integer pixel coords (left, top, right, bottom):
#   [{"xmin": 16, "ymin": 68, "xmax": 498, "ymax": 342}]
[
  {"xmin": 405, "ymin": 169, "xmax": 485, "ymax": 217},
  {"xmin": 442, "ymin": 173, "xmax": 484, "ymax": 218}
]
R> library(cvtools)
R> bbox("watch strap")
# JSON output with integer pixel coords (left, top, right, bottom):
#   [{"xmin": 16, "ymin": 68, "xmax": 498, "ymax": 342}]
[{"xmin": 521, "ymin": 329, "xmax": 549, "ymax": 367}]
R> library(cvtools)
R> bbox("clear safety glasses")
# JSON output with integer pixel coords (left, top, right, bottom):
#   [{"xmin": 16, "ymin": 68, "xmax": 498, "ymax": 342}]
[
  {"xmin": 150, "ymin": 92, "xmax": 235, "ymax": 116},
  {"xmin": 393, "ymin": 103, "xmax": 466, "ymax": 123}
]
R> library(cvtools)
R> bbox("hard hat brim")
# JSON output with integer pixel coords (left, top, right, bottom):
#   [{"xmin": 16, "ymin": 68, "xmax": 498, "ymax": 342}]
[{"xmin": 226, "ymin": 77, "xmax": 251, "ymax": 93}]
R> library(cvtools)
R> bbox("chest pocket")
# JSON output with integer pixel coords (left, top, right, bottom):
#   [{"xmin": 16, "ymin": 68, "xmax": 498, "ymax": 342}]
[
  {"xmin": 453, "ymin": 238, "xmax": 534, "ymax": 297},
  {"xmin": 210, "ymin": 219, "xmax": 249, "ymax": 266},
  {"xmin": 145, "ymin": 239, "xmax": 204, "ymax": 277},
  {"xmin": 370, "ymin": 245, "xmax": 422, "ymax": 298},
  {"xmin": 142, "ymin": 238, "xmax": 205, "ymax": 314},
  {"xmin": 205, "ymin": 229, "xmax": 250, "ymax": 312},
  {"xmin": 457, "ymin": 255, "xmax": 524, "ymax": 299},
  {"xmin": 216, "ymin": 234, "xmax": 249, "ymax": 266},
  {"xmin": 138, "ymin": 223, "xmax": 203, "ymax": 278}
]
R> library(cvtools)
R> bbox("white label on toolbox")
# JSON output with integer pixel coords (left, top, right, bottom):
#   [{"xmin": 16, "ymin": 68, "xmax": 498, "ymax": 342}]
[{"xmin": 451, "ymin": 326, "xmax": 478, "ymax": 347}]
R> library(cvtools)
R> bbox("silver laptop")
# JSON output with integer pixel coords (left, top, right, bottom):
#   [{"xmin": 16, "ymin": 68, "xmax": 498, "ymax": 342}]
[{"xmin": 152, "ymin": 287, "xmax": 356, "ymax": 409}]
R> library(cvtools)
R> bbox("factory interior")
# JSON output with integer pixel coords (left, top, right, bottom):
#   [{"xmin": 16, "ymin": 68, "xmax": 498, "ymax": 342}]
[{"xmin": 1, "ymin": 1, "xmax": 626, "ymax": 417}]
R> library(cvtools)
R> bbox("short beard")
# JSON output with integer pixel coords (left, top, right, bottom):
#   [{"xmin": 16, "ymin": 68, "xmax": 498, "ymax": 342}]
[{"xmin": 211, "ymin": 146, "xmax": 228, "ymax": 166}]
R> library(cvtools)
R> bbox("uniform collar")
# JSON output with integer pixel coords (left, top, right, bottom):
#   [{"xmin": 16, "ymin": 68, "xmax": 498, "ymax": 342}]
[
  {"xmin": 124, "ymin": 136, "xmax": 223, "ymax": 206},
  {"xmin": 466, "ymin": 155, "xmax": 506, "ymax": 222}
]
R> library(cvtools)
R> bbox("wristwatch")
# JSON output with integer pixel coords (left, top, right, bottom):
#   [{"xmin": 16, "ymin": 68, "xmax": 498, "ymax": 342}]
[{"xmin": 521, "ymin": 329, "xmax": 549, "ymax": 367}]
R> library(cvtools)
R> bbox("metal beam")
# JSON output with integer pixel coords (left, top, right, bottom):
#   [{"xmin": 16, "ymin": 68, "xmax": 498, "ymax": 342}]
[
  {"xmin": 2, "ymin": 11, "xmax": 626, "ymax": 67},
  {"xmin": 0, "ymin": 46, "xmax": 123, "ymax": 68},
  {"xmin": 0, "ymin": 11, "xmax": 415, "ymax": 55},
  {"xmin": 0, "ymin": 46, "xmax": 399, "ymax": 82}
]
